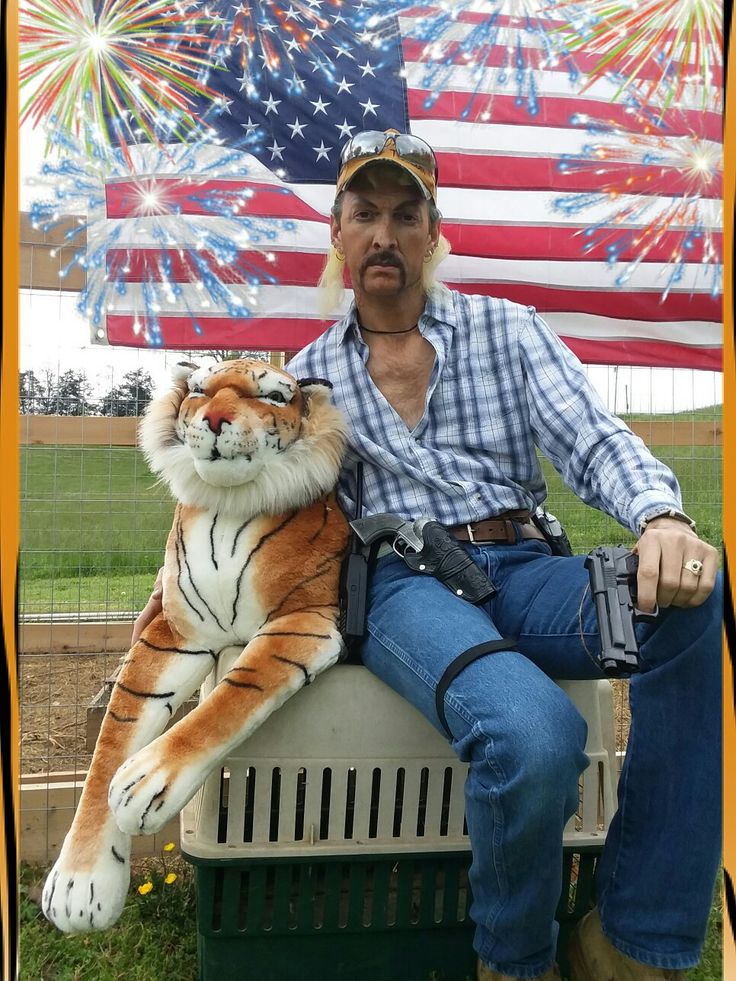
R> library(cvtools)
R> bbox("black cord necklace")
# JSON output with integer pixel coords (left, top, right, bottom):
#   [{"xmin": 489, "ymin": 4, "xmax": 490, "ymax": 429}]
[{"xmin": 360, "ymin": 323, "xmax": 419, "ymax": 335}]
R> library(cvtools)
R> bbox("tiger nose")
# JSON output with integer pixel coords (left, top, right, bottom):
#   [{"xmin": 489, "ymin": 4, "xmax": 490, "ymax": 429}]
[{"xmin": 202, "ymin": 407, "xmax": 232, "ymax": 435}]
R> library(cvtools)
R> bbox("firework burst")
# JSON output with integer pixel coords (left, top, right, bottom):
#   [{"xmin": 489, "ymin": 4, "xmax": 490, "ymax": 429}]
[
  {"xmin": 553, "ymin": 102, "xmax": 722, "ymax": 298},
  {"xmin": 350, "ymin": 0, "xmax": 577, "ymax": 118},
  {"xmin": 27, "ymin": 126, "xmax": 298, "ymax": 347},
  {"xmin": 20, "ymin": 0, "xmax": 224, "ymax": 157},
  {"xmin": 551, "ymin": 0, "xmax": 723, "ymax": 112}
]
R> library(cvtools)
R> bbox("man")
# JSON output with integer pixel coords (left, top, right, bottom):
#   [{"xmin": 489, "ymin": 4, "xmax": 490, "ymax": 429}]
[
  {"xmin": 286, "ymin": 131, "xmax": 721, "ymax": 981},
  {"xmin": 136, "ymin": 131, "xmax": 721, "ymax": 980}
]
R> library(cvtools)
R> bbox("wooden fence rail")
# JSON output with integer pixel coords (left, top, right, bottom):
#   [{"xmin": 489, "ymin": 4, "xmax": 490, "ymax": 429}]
[{"xmin": 19, "ymin": 413, "xmax": 722, "ymax": 447}]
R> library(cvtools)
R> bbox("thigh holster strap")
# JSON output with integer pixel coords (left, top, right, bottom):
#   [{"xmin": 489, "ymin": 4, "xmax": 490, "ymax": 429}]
[{"xmin": 435, "ymin": 638, "xmax": 518, "ymax": 738}]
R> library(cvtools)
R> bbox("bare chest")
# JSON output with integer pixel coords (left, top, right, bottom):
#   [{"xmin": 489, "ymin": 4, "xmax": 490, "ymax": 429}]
[{"xmin": 365, "ymin": 336, "xmax": 436, "ymax": 430}]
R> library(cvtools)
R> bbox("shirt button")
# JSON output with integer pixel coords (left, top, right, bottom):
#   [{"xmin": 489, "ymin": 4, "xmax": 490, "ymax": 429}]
[{"xmin": 475, "ymin": 493, "xmax": 482, "ymax": 500}]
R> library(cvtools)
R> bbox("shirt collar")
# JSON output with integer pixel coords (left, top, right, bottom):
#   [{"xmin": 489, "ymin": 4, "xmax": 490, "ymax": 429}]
[{"xmin": 334, "ymin": 287, "xmax": 457, "ymax": 346}]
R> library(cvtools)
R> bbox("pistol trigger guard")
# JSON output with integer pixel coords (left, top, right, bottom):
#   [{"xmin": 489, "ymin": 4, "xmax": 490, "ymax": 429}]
[
  {"xmin": 634, "ymin": 604, "xmax": 659, "ymax": 621},
  {"xmin": 392, "ymin": 537, "xmax": 408, "ymax": 559}
]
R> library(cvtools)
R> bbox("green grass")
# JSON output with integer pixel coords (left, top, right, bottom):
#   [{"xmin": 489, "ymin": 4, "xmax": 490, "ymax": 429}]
[
  {"xmin": 19, "ymin": 442, "xmax": 722, "ymax": 614},
  {"xmin": 19, "ymin": 862, "xmax": 723, "ymax": 980},
  {"xmin": 19, "ymin": 860, "xmax": 198, "ymax": 981}
]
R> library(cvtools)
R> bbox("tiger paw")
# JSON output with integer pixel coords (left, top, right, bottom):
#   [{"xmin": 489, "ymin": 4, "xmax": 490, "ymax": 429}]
[
  {"xmin": 109, "ymin": 743, "xmax": 201, "ymax": 836},
  {"xmin": 42, "ymin": 826, "xmax": 131, "ymax": 933}
]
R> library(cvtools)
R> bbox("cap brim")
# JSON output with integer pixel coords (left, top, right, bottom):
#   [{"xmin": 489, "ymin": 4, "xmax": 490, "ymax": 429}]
[{"xmin": 336, "ymin": 155, "xmax": 436, "ymax": 202}]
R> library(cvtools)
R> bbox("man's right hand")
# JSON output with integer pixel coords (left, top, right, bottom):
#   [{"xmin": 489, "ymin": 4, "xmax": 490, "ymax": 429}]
[{"xmin": 131, "ymin": 568, "xmax": 164, "ymax": 645}]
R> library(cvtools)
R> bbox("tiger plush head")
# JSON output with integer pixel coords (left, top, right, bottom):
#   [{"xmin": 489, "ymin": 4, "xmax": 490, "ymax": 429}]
[{"xmin": 140, "ymin": 359, "xmax": 347, "ymax": 517}]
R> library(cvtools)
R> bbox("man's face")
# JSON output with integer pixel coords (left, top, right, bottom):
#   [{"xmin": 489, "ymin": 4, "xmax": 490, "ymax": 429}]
[{"xmin": 331, "ymin": 172, "xmax": 439, "ymax": 300}]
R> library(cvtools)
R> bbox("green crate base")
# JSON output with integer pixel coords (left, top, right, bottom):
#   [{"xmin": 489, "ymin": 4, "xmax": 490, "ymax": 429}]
[{"xmin": 185, "ymin": 848, "xmax": 601, "ymax": 981}]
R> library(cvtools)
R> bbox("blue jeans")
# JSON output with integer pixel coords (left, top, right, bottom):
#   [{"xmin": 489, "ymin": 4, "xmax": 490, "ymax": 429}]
[{"xmin": 360, "ymin": 540, "xmax": 722, "ymax": 978}]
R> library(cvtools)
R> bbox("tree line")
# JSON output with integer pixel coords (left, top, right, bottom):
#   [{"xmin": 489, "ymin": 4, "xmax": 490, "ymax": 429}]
[
  {"xmin": 19, "ymin": 352, "xmax": 271, "ymax": 416},
  {"xmin": 19, "ymin": 368, "xmax": 155, "ymax": 416}
]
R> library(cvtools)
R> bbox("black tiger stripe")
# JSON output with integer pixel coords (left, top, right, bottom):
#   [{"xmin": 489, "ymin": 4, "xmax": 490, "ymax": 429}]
[
  {"xmin": 258, "ymin": 546, "xmax": 345, "ymax": 625},
  {"xmin": 308, "ymin": 502, "xmax": 329, "ymax": 543},
  {"xmin": 115, "ymin": 681, "xmax": 176, "ymax": 700},
  {"xmin": 254, "ymin": 631, "xmax": 333, "ymax": 641},
  {"xmin": 174, "ymin": 517, "xmax": 206, "ymax": 624},
  {"xmin": 210, "ymin": 512, "xmax": 219, "ymax": 569},
  {"xmin": 272, "ymin": 655, "xmax": 311, "ymax": 684},
  {"xmin": 222, "ymin": 678, "xmax": 265, "ymax": 691},
  {"xmin": 229, "ymin": 666, "xmax": 258, "ymax": 673},
  {"xmin": 109, "ymin": 710, "xmax": 138, "ymax": 724},
  {"xmin": 299, "ymin": 607, "xmax": 339, "ymax": 625},
  {"xmin": 111, "ymin": 846, "xmax": 126, "ymax": 864},
  {"xmin": 138, "ymin": 638, "xmax": 216, "ymax": 657},
  {"xmin": 177, "ymin": 520, "xmax": 227, "ymax": 631},
  {"xmin": 140, "ymin": 787, "xmax": 168, "ymax": 831},
  {"xmin": 231, "ymin": 516, "xmax": 254, "ymax": 557},
  {"xmin": 231, "ymin": 511, "xmax": 299, "ymax": 623},
  {"xmin": 44, "ymin": 871, "xmax": 58, "ymax": 916}
]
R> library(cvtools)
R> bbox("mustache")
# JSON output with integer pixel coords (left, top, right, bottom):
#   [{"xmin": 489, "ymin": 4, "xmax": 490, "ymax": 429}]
[{"xmin": 361, "ymin": 251, "xmax": 404, "ymax": 273}]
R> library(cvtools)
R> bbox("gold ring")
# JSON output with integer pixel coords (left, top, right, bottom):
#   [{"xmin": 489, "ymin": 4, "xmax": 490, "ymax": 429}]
[{"xmin": 683, "ymin": 559, "xmax": 704, "ymax": 576}]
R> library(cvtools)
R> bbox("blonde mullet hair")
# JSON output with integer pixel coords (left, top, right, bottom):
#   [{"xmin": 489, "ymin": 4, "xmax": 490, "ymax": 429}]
[{"xmin": 318, "ymin": 233, "xmax": 452, "ymax": 320}]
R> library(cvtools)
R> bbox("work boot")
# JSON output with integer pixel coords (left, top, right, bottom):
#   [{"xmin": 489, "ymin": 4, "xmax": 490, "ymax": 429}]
[
  {"xmin": 569, "ymin": 908, "xmax": 688, "ymax": 980},
  {"xmin": 477, "ymin": 959, "xmax": 560, "ymax": 980}
]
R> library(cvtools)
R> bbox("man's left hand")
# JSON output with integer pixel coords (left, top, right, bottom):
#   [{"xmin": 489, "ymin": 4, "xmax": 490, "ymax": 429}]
[{"xmin": 634, "ymin": 516, "xmax": 719, "ymax": 613}]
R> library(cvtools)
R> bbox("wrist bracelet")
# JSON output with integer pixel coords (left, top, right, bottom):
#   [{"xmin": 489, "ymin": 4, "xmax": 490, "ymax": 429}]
[{"xmin": 639, "ymin": 509, "xmax": 697, "ymax": 534}]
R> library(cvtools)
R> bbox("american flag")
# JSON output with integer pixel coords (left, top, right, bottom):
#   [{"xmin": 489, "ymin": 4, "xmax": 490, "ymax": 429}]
[{"xmin": 96, "ymin": 0, "xmax": 722, "ymax": 369}]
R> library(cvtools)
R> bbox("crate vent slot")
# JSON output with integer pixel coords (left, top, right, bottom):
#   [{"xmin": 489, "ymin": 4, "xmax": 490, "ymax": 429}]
[
  {"xmin": 344, "ymin": 767, "xmax": 356, "ymax": 839},
  {"xmin": 319, "ymin": 767, "xmax": 332, "ymax": 840},
  {"xmin": 440, "ymin": 766, "xmax": 453, "ymax": 836},
  {"xmin": 337, "ymin": 862, "xmax": 351, "ymax": 928},
  {"xmin": 268, "ymin": 768, "xmax": 281, "ymax": 842},
  {"xmin": 362, "ymin": 863, "xmax": 375, "ymax": 927},
  {"xmin": 386, "ymin": 863, "xmax": 399, "ymax": 926},
  {"xmin": 393, "ymin": 768, "xmax": 405, "ymax": 837},
  {"xmin": 211, "ymin": 868, "xmax": 224, "ymax": 931},
  {"xmin": 368, "ymin": 768, "xmax": 381, "ymax": 839},
  {"xmin": 416, "ymin": 766, "xmax": 429, "ymax": 837},
  {"xmin": 313, "ymin": 864, "xmax": 326, "ymax": 929},
  {"xmin": 237, "ymin": 870, "xmax": 250, "ymax": 931},
  {"xmin": 287, "ymin": 865, "xmax": 300, "ymax": 930},
  {"xmin": 262, "ymin": 866, "xmax": 276, "ymax": 930},
  {"xmin": 410, "ymin": 864, "xmax": 422, "ymax": 925},
  {"xmin": 242, "ymin": 766, "xmax": 256, "ymax": 843},
  {"xmin": 433, "ymin": 866, "xmax": 445, "ymax": 923},
  {"xmin": 216, "ymin": 768, "xmax": 228, "ymax": 844},
  {"xmin": 294, "ymin": 768, "xmax": 307, "ymax": 841}
]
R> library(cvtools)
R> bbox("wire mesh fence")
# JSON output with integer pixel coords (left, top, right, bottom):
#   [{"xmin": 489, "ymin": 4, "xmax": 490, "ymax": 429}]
[{"xmin": 17, "ymin": 353, "xmax": 722, "ymax": 862}]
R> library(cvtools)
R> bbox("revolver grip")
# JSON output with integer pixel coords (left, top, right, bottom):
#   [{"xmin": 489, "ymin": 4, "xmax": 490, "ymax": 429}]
[{"xmin": 404, "ymin": 522, "xmax": 496, "ymax": 603}]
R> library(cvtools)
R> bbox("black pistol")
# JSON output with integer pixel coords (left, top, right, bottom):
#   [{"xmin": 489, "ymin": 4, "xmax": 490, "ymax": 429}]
[
  {"xmin": 339, "ymin": 463, "xmax": 371, "ymax": 644},
  {"xmin": 351, "ymin": 513, "xmax": 496, "ymax": 604},
  {"xmin": 584, "ymin": 545, "xmax": 658, "ymax": 677}
]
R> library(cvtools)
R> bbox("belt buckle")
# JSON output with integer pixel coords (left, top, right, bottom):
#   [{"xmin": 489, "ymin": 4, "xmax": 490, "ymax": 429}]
[{"xmin": 466, "ymin": 523, "xmax": 476, "ymax": 544}]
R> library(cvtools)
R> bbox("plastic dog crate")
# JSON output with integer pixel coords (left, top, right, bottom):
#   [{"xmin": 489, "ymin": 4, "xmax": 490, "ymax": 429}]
[{"xmin": 181, "ymin": 659, "xmax": 619, "ymax": 981}]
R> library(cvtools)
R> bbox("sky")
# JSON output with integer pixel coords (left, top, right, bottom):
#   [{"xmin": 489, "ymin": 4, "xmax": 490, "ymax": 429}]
[{"xmin": 18, "ymin": 120, "xmax": 723, "ymax": 413}]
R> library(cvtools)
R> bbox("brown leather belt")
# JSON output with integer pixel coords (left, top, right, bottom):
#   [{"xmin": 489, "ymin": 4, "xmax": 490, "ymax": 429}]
[{"xmin": 449, "ymin": 510, "xmax": 545, "ymax": 545}]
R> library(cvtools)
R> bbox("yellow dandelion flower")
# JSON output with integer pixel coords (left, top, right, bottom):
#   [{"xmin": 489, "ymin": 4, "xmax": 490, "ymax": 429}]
[
  {"xmin": 163, "ymin": 842, "xmax": 176, "ymax": 852},
  {"xmin": 164, "ymin": 873, "xmax": 177, "ymax": 885},
  {"xmin": 138, "ymin": 881, "xmax": 154, "ymax": 895}
]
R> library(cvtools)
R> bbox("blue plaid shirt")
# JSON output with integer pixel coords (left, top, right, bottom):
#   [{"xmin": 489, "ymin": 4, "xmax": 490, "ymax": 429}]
[{"xmin": 287, "ymin": 289, "xmax": 683, "ymax": 533}]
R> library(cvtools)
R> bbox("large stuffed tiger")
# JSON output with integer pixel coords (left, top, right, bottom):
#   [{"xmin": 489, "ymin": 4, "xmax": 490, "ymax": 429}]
[{"xmin": 43, "ymin": 359, "xmax": 349, "ymax": 933}]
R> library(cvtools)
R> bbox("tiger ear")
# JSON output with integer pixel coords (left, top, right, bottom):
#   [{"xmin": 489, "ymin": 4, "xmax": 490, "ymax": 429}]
[
  {"xmin": 172, "ymin": 361, "xmax": 199, "ymax": 383},
  {"xmin": 297, "ymin": 377, "xmax": 333, "ymax": 395}
]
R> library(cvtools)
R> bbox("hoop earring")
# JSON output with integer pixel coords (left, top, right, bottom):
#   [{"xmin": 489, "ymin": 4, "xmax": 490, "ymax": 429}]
[
  {"xmin": 423, "ymin": 250, "xmax": 434, "ymax": 263},
  {"xmin": 334, "ymin": 247, "xmax": 345, "ymax": 262}
]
